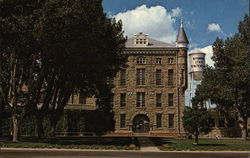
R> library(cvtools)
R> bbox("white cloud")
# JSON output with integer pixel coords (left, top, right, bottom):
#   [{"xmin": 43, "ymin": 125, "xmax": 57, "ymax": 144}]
[
  {"xmin": 200, "ymin": 45, "xmax": 214, "ymax": 67},
  {"xmin": 114, "ymin": 5, "xmax": 180, "ymax": 43},
  {"xmin": 171, "ymin": 7, "xmax": 182, "ymax": 17},
  {"xmin": 207, "ymin": 23, "xmax": 222, "ymax": 33}
]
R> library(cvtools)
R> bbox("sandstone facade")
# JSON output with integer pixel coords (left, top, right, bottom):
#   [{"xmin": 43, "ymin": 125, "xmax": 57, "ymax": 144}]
[{"xmin": 111, "ymin": 32, "xmax": 189, "ymax": 136}]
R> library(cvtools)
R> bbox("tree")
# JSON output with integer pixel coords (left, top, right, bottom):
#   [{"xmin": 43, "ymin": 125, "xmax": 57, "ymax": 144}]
[
  {"xmin": 183, "ymin": 103, "xmax": 213, "ymax": 145},
  {"xmin": 0, "ymin": 0, "xmax": 126, "ymax": 140},
  {"xmin": 193, "ymin": 15, "xmax": 250, "ymax": 140},
  {"xmin": 0, "ymin": 0, "xmax": 37, "ymax": 141}
]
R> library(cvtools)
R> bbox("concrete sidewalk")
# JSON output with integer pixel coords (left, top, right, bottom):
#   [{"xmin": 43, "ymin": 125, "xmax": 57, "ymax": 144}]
[
  {"xmin": 1, "ymin": 147, "xmax": 250, "ymax": 153},
  {"xmin": 137, "ymin": 137, "xmax": 162, "ymax": 152}
]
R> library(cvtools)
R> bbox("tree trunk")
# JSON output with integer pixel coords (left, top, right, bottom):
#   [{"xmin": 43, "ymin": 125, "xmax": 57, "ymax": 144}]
[
  {"xmin": 241, "ymin": 117, "xmax": 248, "ymax": 140},
  {"xmin": 51, "ymin": 125, "xmax": 56, "ymax": 137},
  {"xmin": 0, "ymin": 121, "xmax": 2, "ymax": 137},
  {"xmin": 36, "ymin": 115, "xmax": 44, "ymax": 138},
  {"xmin": 12, "ymin": 114, "xmax": 19, "ymax": 142},
  {"xmin": 195, "ymin": 134, "xmax": 199, "ymax": 145}
]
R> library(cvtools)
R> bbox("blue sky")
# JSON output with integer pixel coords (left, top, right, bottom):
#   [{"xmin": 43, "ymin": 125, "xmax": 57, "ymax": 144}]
[
  {"xmin": 103, "ymin": 0, "xmax": 248, "ymax": 49},
  {"xmin": 103, "ymin": 0, "xmax": 248, "ymax": 106}
]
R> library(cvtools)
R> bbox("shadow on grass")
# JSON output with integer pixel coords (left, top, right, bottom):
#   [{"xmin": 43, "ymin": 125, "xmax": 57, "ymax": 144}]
[
  {"xmin": 150, "ymin": 137, "xmax": 174, "ymax": 146},
  {"xmin": 20, "ymin": 136, "xmax": 135, "ymax": 146},
  {"xmin": 197, "ymin": 143, "xmax": 226, "ymax": 146}
]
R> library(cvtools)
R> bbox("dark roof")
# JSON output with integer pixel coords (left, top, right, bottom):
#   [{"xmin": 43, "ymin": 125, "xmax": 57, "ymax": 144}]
[
  {"xmin": 176, "ymin": 25, "xmax": 189, "ymax": 44},
  {"xmin": 126, "ymin": 37, "xmax": 176, "ymax": 48}
]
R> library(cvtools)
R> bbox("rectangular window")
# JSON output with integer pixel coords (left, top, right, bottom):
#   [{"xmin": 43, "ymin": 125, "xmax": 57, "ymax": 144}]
[
  {"xmin": 218, "ymin": 118, "xmax": 225, "ymax": 127},
  {"xmin": 136, "ymin": 92, "xmax": 145, "ymax": 107},
  {"xmin": 120, "ymin": 70, "xmax": 126, "ymax": 86},
  {"xmin": 168, "ymin": 57, "xmax": 174, "ymax": 64},
  {"xmin": 156, "ymin": 113, "xmax": 162, "ymax": 128},
  {"xmin": 79, "ymin": 93, "xmax": 86, "ymax": 104},
  {"xmin": 169, "ymin": 114, "xmax": 174, "ymax": 128},
  {"xmin": 120, "ymin": 93, "xmax": 126, "ymax": 107},
  {"xmin": 168, "ymin": 93, "xmax": 174, "ymax": 106},
  {"xmin": 156, "ymin": 69, "xmax": 162, "ymax": 85},
  {"xmin": 156, "ymin": 93, "xmax": 162, "ymax": 107},
  {"xmin": 156, "ymin": 58, "xmax": 161, "ymax": 64},
  {"xmin": 168, "ymin": 69, "xmax": 174, "ymax": 86},
  {"xmin": 136, "ymin": 68, "xmax": 145, "ymax": 85},
  {"xmin": 120, "ymin": 114, "xmax": 126, "ymax": 128}
]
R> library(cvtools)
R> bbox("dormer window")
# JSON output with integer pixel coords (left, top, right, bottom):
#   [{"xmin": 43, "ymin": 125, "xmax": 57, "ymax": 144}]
[
  {"xmin": 134, "ymin": 32, "xmax": 149, "ymax": 46},
  {"xmin": 137, "ymin": 57, "xmax": 146, "ymax": 64}
]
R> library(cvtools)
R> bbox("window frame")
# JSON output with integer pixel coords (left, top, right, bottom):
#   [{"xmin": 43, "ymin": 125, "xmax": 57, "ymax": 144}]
[
  {"xmin": 120, "ymin": 69, "xmax": 126, "ymax": 86},
  {"xmin": 120, "ymin": 114, "xmax": 126, "ymax": 128},
  {"xmin": 168, "ymin": 69, "xmax": 174, "ymax": 86},
  {"xmin": 168, "ymin": 114, "xmax": 174, "ymax": 128},
  {"xmin": 156, "ymin": 58, "xmax": 162, "ymax": 64},
  {"xmin": 136, "ymin": 92, "xmax": 145, "ymax": 107},
  {"xmin": 168, "ymin": 57, "xmax": 174, "ymax": 64},
  {"xmin": 156, "ymin": 69, "xmax": 162, "ymax": 85},
  {"xmin": 168, "ymin": 93, "xmax": 174, "ymax": 107},
  {"xmin": 137, "ymin": 57, "xmax": 146, "ymax": 64},
  {"xmin": 136, "ymin": 68, "xmax": 146, "ymax": 85},
  {"xmin": 156, "ymin": 93, "xmax": 162, "ymax": 107},
  {"xmin": 156, "ymin": 113, "xmax": 162, "ymax": 128},
  {"xmin": 120, "ymin": 93, "xmax": 126, "ymax": 107}
]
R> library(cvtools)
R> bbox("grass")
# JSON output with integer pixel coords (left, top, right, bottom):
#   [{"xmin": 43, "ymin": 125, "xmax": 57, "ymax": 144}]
[
  {"xmin": 0, "ymin": 136, "xmax": 139, "ymax": 150},
  {"xmin": 151, "ymin": 137, "xmax": 250, "ymax": 151}
]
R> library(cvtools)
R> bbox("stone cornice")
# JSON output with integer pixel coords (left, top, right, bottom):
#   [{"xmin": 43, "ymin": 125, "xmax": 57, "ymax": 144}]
[{"xmin": 123, "ymin": 47, "xmax": 180, "ymax": 55}]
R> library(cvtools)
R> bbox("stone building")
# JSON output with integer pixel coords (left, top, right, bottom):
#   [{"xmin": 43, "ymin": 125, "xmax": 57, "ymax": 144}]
[{"xmin": 111, "ymin": 24, "xmax": 189, "ymax": 136}]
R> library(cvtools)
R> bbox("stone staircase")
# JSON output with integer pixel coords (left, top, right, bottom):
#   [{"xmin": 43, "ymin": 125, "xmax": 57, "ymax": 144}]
[{"xmin": 137, "ymin": 137, "xmax": 160, "ymax": 152}]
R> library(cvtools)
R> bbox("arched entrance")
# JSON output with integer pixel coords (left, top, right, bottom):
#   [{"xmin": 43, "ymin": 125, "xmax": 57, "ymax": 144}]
[{"xmin": 132, "ymin": 114, "xmax": 150, "ymax": 133}]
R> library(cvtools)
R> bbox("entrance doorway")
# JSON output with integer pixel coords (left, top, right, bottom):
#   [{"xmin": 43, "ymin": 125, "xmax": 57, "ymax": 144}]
[{"xmin": 132, "ymin": 114, "xmax": 150, "ymax": 133}]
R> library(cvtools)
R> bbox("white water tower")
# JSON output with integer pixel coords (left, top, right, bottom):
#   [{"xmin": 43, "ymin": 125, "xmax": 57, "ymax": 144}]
[
  {"xmin": 188, "ymin": 49, "xmax": 206, "ymax": 107},
  {"xmin": 189, "ymin": 50, "xmax": 206, "ymax": 80}
]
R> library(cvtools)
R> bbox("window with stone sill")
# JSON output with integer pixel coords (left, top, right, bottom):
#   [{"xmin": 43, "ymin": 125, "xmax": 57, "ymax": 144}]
[
  {"xmin": 137, "ymin": 57, "xmax": 146, "ymax": 64},
  {"xmin": 120, "ymin": 114, "xmax": 126, "ymax": 128},
  {"xmin": 168, "ymin": 114, "xmax": 174, "ymax": 128},
  {"xmin": 156, "ymin": 58, "xmax": 162, "ymax": 64},
  {"xmin": 156, "ymin": 113, "xmax": 162, "ymax": 128},
  {"xmin": 136, "ymin": 68, "xmax": 145, "ymax": 85},
  {"xmin": 168, "ymin": 57, "xmax": 174, "ymax": 64},
  {"xmin": 156, "ymin": 69, "xmax": 162, "ymax": 85},
  {"xmin": 136, "ymin": 92, "xmax": 145, "ymax": 107},
  {"xmin": 168, "ymin": 69, "xmax": 174, "ymax": 86},
  {"xmin": 120, "ymin": 93, "xmax": 126, "ymax": 107},
  {"xmin": 168, "ymin": 93, "xmax": 174, "ymax": 107},
  {"xmin": 156, "ymin": 93, "xmax": 162, "ymax": 107},
  {"xmin": 120, "ymin": 70, "xmax": 126, "ymax": 86}
]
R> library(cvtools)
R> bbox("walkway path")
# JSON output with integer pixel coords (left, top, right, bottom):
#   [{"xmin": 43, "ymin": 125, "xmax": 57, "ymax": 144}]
[{"xmin": 137, "ymin": 137, "xmax": 161, "ymax": 152}]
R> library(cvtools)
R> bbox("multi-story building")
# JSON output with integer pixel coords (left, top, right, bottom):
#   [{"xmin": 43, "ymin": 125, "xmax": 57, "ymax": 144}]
[{"xmin": 111, "ymin": 24, "xmax": 189, "ymax": 136}]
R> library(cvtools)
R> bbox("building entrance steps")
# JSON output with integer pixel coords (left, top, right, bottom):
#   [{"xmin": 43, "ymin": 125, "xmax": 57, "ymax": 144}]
[{"xmin": 137, "ymin": 137, "xmax": 161, "ymax": 152}]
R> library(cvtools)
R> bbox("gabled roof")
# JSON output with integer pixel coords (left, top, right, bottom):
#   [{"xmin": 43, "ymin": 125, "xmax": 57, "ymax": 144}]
[{"xmin": 125, "ymin": 37, "xmax": 176, "ymax": 48}]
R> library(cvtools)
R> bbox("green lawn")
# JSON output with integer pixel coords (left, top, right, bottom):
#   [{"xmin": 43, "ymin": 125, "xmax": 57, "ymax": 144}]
[
  {"xmin": 0, "ymin": 136, "xmax": 139, "ymax": 150},
  {"xmin": 151, "ymin": 137, "xmax": 250, "ymax": 151}
]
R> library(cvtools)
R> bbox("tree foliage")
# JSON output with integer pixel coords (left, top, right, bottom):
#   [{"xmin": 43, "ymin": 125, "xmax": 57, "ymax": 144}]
[
  {"xmin": 194, "ymin": 15, "xmax": 250, "ymax": 140},
  {"xmin": 0, "ymin": 0, "xmax": 126, "ymax": 141},
  {"xmin": 183, "ymin": 104, "xmax": 212, "ymax": 145}
]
